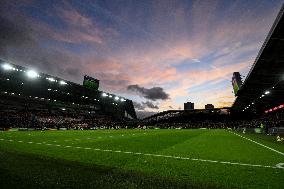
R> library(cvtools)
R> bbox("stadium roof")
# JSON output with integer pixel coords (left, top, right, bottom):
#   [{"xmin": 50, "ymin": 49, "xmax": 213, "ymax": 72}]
[{"xmin": 232, "ymin": 4, "xmax": 284, "ymax": 113}]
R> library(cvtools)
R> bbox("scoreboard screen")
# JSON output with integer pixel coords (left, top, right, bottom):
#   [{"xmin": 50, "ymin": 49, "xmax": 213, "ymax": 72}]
[
  {"xmin": 232, "ymin": 72, "xmax": 243, "ymax": 96},
  {"xmin": 83, "ymin": 75, "xmax": 99, "ymax": 90}
]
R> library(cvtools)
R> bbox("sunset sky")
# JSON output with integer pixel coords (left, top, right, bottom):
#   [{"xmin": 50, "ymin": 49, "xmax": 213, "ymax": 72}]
[{"xmin": 0, "ymin": 0, "xmax": 283, "ymax": 117}]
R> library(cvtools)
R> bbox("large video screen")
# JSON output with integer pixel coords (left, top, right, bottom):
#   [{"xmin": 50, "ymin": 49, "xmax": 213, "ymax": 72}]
[
  {"xmin": 232, "ymin": 72, "xmax": 242, "ymax": 96},
  {"xmin": 83, "ymin": 75, "xmax": 99, "ymax": 90}
]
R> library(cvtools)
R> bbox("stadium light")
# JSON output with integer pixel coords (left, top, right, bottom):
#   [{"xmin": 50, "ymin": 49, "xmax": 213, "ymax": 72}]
[
  {"xmin": 26, "ymin": 70, "xmax": 39, "ymax": 78},
  {"xmin": 59, "ymin": 80, "xmax": 67, "ymax": 85},
  {"xmin": 46, "ymin": 77, "xmax": 56, "ymax": 82},
  {"xmin": 2, "ymin": 64, "xmax": 13, "ymax": 70},
  {"xmin": 114, "ymin": 96, "xmax": 119, "ymax": 101},
  {"xmin": 109, "ymin": 95, "xmax": 113, "ymax": 98},
  {"xmin": 264, "ymin": 90, "xmax": 270, "ymax": 95},
  {"xmin": 102, "ymin": 93, "xmax": 108, "ymax": 97}
]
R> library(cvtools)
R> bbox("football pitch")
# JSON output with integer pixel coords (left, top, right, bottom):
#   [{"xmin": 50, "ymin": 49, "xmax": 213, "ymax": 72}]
[{"xmin": 0, "ymin": 129, "xmax": 283, "ymax": 188}]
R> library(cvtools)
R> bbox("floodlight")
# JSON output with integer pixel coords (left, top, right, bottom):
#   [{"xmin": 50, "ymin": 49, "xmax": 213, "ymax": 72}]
[
  {"xmin": 109, "ymin": 95, "xmax": 113, "ymax": 98},
  {"xmin": 264, "ymin": 91, "xmax": 270, "ymax": 95},
  {"xmin": 46, "ymin": 77, "xmax": 56, "ymax": 82},
  {"xmin": 114, "ymin": 96, "xmax": 119, "ymax": 101},
  {"xmin": 102, "ymin": 93, "xmax": 108, "ymax": 97},
  {"xmin": 2, "ymin": 64, "xmax": 13, "ymax": 70},
  {"xmin": 59, "ymin": 80, "xmax": 67, "ymax": 85},
  {"xmin": 26, "ymin": 70, "xmax": 39, "ymax": 78},
  {"xmin": 61, "ymin": 108, "xmax": 66, "ymax": 111},
  {"xmin": 47, "ymin": 88, "xmax": 51, "ymax": 91},
  {"xmin": 6, "ymin": 78, "xmax": 9, "ymax": 81}
]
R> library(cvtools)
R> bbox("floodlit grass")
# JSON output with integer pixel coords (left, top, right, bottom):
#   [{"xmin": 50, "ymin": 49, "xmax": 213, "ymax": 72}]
[{"xmin": 0, "ymin": 129, "xmax": 283, "ymax": 188}]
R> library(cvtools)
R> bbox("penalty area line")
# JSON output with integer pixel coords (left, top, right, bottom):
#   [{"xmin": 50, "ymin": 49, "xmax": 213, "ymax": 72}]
[
  {"xmin": 0, "ymin": 138, "xmax": 283, "ymax": 170},
  {"xmin": 227, "ymin": 130, "xmax": 284, "ymax": 156}
]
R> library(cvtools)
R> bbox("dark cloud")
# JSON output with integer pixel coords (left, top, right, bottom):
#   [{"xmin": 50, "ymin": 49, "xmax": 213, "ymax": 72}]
[
  {"xmin": 127, "ymin": 84, "xmax": 170, "ymax": 101},
  {"xmin": 133, "ymin": 101, "xmax": 145, "ymax": 110},
  {"xmin": 142, "ymin": 101, "xmax": 159, "ymax": 109},
  {"xmin": 133, "ymin": 101, "xmax": 159, "ymax": 111}
]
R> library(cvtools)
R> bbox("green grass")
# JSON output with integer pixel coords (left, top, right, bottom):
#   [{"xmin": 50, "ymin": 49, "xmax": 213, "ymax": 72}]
[{"xmin": 0, "ymin": 129, "xmax": 283, "ymax": 188}]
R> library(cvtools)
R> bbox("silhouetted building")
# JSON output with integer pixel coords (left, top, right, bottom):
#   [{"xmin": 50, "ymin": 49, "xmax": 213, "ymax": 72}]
[
  {"xmin": 205, "ymin": 104, "xmax": 214, "ymax": 109},
  {"xmin": 184, "ymin": 102, "xmax": 194, "ymax": 110}
]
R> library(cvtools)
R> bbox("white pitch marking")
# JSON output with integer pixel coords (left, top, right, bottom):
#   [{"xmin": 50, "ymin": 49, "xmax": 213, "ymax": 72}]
[
  {"xmin": 276, "ymin": 163, "xmax": 284, "ymax": 168},
  {"xmin": 228, "ymin": 130, "xmax": 284, "ymax": 156},
  {"xmin": 18, "ymin": 141, "xmax": 23, "ymax": 143},
  {"xmin": 84, "ymin": 147, "xmax": 91, "ymax": 150},
  {"xmin": 103, "ymin": 149, "xmax": 112, "ymax": 152},
  {"xmin": 0, "ymin": 138, "xmax": 282, "ymax": 170},
  {"xmin": 36, "ymin": 143, "xmax": 42, "ymax": 145}
]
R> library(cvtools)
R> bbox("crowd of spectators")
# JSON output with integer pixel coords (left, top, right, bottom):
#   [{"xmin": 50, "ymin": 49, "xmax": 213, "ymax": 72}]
[
  {"xmin": 153, "ymin": 109, "xmax": 284, "ymax": 129},
  {"xmin": 0, "ymin": 111, "xmax": 132, "ymax": 130},
  {"xmin": 1, "ymin": 109, "xmax": 283, "ymax": 131}
]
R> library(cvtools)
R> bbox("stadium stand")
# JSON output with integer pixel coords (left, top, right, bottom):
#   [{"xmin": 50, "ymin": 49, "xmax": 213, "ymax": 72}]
[
  {"xmin": 232, "ymin": 4, "xmax": 284, "ymax": 114},
  {"xmin": 0, "ymin": 59, "xmax": 137, "ymax": 130}
]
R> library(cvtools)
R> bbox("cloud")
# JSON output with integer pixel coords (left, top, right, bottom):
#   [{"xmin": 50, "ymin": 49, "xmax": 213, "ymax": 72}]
[
  {"xmin": 142, "ymin": 101, "xmax": 159, "ymax": 109},
  {"xmin": 133, "ymin": 101, "xmax": 159, "ymax": 111},
  {"xmin": 133, "ymin": 101, "xmax": 145, "ymax": 110},
  {"xmin": 127, "ymin": 84, "xmax": 170, "ymax": 101}
]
